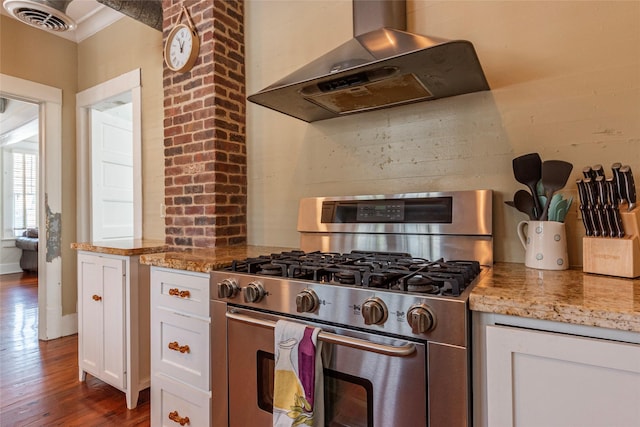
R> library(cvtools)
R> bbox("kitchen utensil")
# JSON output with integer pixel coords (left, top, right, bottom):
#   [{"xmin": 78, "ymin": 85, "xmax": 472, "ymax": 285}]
[
  {"xmin": 513, "ymin": 153, "xmax": 543, "ymax": 219},
  {"xmin": 552, "ymin": 197, "xmax": 569, "ymax": 222},
  {"xmin": 592, "ymin": 164, "xmax": 605, "ymax": 177},
  {"xmin": 620, "ymin": 165, "xmax": 636, "ymax": 211},
  {"xmin": 611, "ymin": 162, "xmax": 625, "ymax": 205},
  {"xmin": 606, "ymin": 177, "xmax": 625, "ymax": 238},
  {"xmin": 583, "ymin": 178, "xmax": 603, "ymax": 236},
  {"xmin": 595, "ymin": 176, "xmax": 612, "ymax": 237},
  {"xmin": 576, "ymin": 179, "xmax": 593, "ymax": 236},
  {"xmin": 547, "ymin": 194, "xmax": 563, "ymax": 221},
  {"xmin": 540, "ymin": 160, "xmax": 574, "ymax": 221},
  {"xmin": 582, "ymin": 166, "xmax": 595, "ymax": 180},
  {"xmin": 514, "ymin": 189, "xmax": 536, "ymax": 220}
]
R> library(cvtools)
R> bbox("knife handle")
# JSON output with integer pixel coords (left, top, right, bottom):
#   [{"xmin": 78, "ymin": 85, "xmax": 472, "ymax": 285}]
[
  {"xmin": 592, "ymin": 164, "xmax": 605, "ymax": 178},
  {"xmin": 583, "ymin": 178, "xmax": 603, "ymax": 237},
  {"xmin": 582, "ymin": 166, "xmax": 595, "ymax": 180},
  {"xmin": 577, "ymin": 179, "xmax": 597, "ymax": 237},
  {"xmin": 596, "ymin": 176, "xmax": 614, "ymax": 237},
  {"xmin": 620, "ymin": 165, "xmax": 636, "ymax": 211},
  {"xmin": 611, "ymin": 162, "xmax": 625, "ymax": 205},
  {"xmin": 594, "ymin": 176, "xmax": 611, "ymax": 237},
  {"xmin": 606, "ymin": 178, "xmax": 625, "ymax": 238}
]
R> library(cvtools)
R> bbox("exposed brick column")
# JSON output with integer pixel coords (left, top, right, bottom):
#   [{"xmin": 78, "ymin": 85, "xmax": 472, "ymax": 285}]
[{"xmin": 162, "ymin": 0, "xmax": 246, "ymax": 247}]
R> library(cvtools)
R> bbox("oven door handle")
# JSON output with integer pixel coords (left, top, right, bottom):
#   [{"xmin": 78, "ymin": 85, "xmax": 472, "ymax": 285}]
[{"xmin": 226, "ymin": 311, "xmax": 416, "ymax": 357}]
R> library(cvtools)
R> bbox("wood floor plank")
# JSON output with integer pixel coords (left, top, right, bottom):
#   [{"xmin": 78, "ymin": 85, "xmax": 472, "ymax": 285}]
[{"xmin": 0, "ymin": 272, "xmax": 151, "ymax": 426}]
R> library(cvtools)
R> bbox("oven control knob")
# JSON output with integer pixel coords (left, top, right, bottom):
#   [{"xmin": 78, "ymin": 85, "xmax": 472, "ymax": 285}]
[
  {"xmin": 361, "ymin": 297, "xmax": 388, "ymax": 325},
  {"xmin": 218, "ymin": 278, "xmax": 240, "ymax": 299},
  {"xmin": 296, "ymin": 289, "xmax": 319, "ymax": 313},
  {"xmin": 407, "ymin": 304, "xmax": 435, "ymax": 334},
  {"xmin": 244, "ymin": 281, "xmax": 266, "ymax": 303}
]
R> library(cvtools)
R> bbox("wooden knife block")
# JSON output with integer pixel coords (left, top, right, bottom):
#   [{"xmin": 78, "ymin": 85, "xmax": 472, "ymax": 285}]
[{"xmin": 582, "ymin": 206, "xmax": 640, "ymax": 278}]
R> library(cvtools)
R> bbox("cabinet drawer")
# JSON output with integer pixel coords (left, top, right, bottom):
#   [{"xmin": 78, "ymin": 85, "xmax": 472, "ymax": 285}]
[
  {"xmin": 151, "ymin": 374, "xmax": 211, "ymax": 427},
  {"xmin": 152, "ymin": 309, "xmax": 210, "ymax": 391},
  {"xmin": 152, "ymin": 268, "xmax": 209, "ymax": 318}
]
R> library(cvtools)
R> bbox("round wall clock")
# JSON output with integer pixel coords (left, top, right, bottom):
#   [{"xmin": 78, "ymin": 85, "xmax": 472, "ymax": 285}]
[{"xmin": 164, "ymin": 6, "xmax": 200, "ymax": 73}]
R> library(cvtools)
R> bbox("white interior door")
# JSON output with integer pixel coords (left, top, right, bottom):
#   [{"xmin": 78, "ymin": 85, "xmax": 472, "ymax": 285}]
[
  {"xmin": 91, "ymin": 107, "xmax": 134, "ymax": 241},
  {"xmin": 76, "ymin": 69, "xmax": 143, "ymax": 244}
]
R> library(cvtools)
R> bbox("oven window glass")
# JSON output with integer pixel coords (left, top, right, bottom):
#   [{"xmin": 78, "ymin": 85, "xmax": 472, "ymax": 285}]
[{"xmin": 257, "ymin": 351, "xmax": 373, "ymax": 427}]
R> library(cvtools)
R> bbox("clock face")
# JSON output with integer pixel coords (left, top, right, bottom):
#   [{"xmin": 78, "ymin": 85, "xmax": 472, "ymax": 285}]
[{"xmin": 165, "ymin": 24, "xmax": 199, "ymax": 72}]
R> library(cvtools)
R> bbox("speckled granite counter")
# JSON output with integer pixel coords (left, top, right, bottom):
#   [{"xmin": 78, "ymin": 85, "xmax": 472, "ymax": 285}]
[
  {"xmin": 138, "ymin": 245, "xmax": 297, "ymax": 273},
  {"xmin": 471, "ymin": 263, "xmax": 640, "ymax": 333},
  {"xmin": 71, "ymin": 239, "xmax": 168, "ymax": 256}
]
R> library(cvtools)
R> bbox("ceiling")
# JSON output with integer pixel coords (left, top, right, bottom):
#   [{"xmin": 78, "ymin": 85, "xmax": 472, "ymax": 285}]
[
  {"xmin": 1, "ymin": 0, "xmax": 125, "ymax": 43},
  {"xmin": 0, "ymin": 97, "xmax": 39, "ymax": 150},
  {"xmin": 1, "ymin": 0, "xmax": 128, "ymax": 150}
]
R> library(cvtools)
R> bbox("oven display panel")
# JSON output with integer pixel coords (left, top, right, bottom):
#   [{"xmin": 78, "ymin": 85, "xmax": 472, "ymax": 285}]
[
  {"xmin": 357, "ymin": 201, "xmax": 404, "ymax": 222},
  {"xmin": 321, "ymin": 197, "xmax": 453, "ymax": 223}
]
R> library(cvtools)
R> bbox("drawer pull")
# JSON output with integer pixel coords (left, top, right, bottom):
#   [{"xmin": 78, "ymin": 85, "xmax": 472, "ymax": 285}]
[
  {"xmin": 92, "ymin": 295, "xmax": 102, "ymax": 301},
  {"xmin": 168, "ymin": 410, "xmax": 190, "ymax": 425},
  {"xmin": 168, "ymin": 288, "xmax": 191, "ymax": 298},
  {"xmin": 168, "ymin": 341, "xmax": 191, "ymax": 354}
]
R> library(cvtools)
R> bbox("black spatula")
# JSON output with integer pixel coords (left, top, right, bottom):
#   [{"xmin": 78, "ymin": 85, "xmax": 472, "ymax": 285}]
[
  {"xmin": 514, "ymin": 190, "xmax": 536, "ymax": 220},
  {"xmin": 540, "ymin": 160, "xmax": 574, "ymax": 221},
  {"xmin": 513, "ymin": 153, "xmax": 543, "ymax": 219}
]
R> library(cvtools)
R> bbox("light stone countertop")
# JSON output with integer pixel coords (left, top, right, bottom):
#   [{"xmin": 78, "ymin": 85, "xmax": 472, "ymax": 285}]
[
  {"xmin": 470, "ymin": 263, "xmax": 640, "ymax": 333},
  {"xmin": 71, "ymin": 241, "xmax": 640, "ymax": 333},
  {"xmin": 71, "ymin": 239, "xmax": 168, "ymax": 256},
  {"xmin": 138, "ymin": 245, "xmax": 298, "ymax": 273}
]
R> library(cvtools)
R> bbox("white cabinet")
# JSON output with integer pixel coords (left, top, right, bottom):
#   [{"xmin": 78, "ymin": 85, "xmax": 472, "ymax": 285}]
[
  {"xmin": 474, "ymin": 313, "xmax": 640, "ymax": 427},
  {"xmin": 77, "ymin": 251, "xmax": 150, "ymax": 410},
  {"xmin": 150, "ymin": 267, "xmax": 211, "ymax": 427}
]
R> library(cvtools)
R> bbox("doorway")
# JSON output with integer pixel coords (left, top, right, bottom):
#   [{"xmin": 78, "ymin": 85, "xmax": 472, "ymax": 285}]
[
  {"xmin": 1, "ymin": 97, "xmax": 39, "ymax": 274},
  {"xmin": 0, "ymin": 73, "xmax": 64, "ymax": 340},
  {"xmin": 76, "ymin": 69, "xmax": 142, "ymax": 242}
]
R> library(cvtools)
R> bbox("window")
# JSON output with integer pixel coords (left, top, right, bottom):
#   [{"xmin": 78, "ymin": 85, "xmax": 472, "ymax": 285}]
[
  {"xmin": 2, "ymin": 149, "xmax": 38, "ymax": 238},
  {"xmin": 12, "ymin": 151, "xmax": 38, "ymax": 236}
]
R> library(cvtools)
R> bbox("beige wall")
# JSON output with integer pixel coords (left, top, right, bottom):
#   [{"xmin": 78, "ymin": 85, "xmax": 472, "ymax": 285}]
[
  {"xmin": 78, "ymin": 17, "xmax": 165, "ymax": 243},
  {"xmin": 244, "ymin": 0, "xmax": 640, "ymax": 265},
  {"xmin": 0, "ymin": 14, "xmax": 78, "ymax": 314},
  {"xmin": 1, "ymin": 14, "xmax": 164, "ymax": 315}
]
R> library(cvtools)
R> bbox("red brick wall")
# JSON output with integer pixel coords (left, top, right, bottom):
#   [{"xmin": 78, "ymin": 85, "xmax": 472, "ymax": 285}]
[{"xmin": 162, "ymin": 0, "xmax": 246, "ymax": 247}]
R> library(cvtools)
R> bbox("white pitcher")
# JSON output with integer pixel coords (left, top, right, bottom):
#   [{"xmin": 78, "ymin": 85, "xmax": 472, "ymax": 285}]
[{"xmin": 517, "ymin": 220, "xmax": 568, "ymax": 270}]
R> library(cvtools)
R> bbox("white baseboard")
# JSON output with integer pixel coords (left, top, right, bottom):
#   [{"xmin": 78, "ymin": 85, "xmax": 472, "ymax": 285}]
[
  {"xmin": 0, "ymin": 263, "xmax": 22, "ymax": 275},
  {"xmin": 62, "ymin": 313, "xmax": 78, "ymax": 336}
]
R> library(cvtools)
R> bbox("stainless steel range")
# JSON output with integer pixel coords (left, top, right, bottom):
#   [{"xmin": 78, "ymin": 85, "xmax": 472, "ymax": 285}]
[{"xmin": 211, "ymin": 190, "xmax": 492, "ymax": 427}]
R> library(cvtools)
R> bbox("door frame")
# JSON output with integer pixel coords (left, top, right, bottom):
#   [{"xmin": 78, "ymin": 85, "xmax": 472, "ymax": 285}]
[
  {"xmin": 76, "ymin": 69, "xmax": 143, "ymax": 242},
  {"xmin": 0, "ymin": 73, "xmax": 63, "ymax": 340}
]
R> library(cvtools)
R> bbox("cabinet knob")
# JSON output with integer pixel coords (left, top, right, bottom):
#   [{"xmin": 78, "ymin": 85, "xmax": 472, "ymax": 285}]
[
  {"xmin": 168, "ymin": 341, "xmax": 190, "ymax": 354},
  {"xmin": 92, "ymin": 294, "xmax": 102, "ymax": 301},
  {"xmin": 168, "ymin": 410, "xmax": 190, "ymax": 425},
  {"xmin": 168, "ymin": 288, "xmax": 191, "ymax": 298}
]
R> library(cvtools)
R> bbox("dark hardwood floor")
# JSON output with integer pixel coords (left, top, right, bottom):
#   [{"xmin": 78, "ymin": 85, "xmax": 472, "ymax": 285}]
[{"xmin": 0, "ymin": 272, "xmax": 150, "ymax": 426}]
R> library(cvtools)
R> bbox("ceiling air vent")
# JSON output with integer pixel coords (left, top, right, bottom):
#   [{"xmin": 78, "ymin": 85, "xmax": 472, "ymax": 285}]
[{"xmin": 3, "ymin": 0, "xmax": 76, "ymax": 32}]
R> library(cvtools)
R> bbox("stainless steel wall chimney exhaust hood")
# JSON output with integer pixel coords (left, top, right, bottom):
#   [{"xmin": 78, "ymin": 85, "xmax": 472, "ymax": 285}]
[{"xmin": 248, "ymin": 0, "xmax": 490, "ymax": 123}]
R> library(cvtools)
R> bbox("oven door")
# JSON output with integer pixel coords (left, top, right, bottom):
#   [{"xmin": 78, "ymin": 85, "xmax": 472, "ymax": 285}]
[{"xmin": 226, "ymin": 307, "xmax": 427, "ymax": 427}]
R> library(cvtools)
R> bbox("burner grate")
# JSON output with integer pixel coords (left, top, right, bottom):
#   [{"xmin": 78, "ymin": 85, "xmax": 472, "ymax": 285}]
[{"xmin": 225, "ymin": 250, "xmax": 481, "ymax": 296}]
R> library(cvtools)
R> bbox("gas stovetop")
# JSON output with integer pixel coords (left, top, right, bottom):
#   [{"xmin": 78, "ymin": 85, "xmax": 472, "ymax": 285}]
[
  {"xmin": 225, "ymin": 250, "xmax": 481, "ymax": 297},
  {"xmin": 212, "ymin": 190, "xmax": 492, "ymax": 343}
]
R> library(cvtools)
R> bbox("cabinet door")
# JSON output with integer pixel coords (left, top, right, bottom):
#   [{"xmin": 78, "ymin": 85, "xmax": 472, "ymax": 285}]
[
  {"xmin": 78, "ymin": 253, "xmax": 126, "ymax": 389},
  {"xmin": 100, "ymin": 256, "xmax": 126, "ymax": 389},
  {"xmin": 78, "ymin": 254, "xmax": 104, "ymax": 373},
  {"xmin": 486, "ymin": 325, "xmax": 640, "ymax": 427}
]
